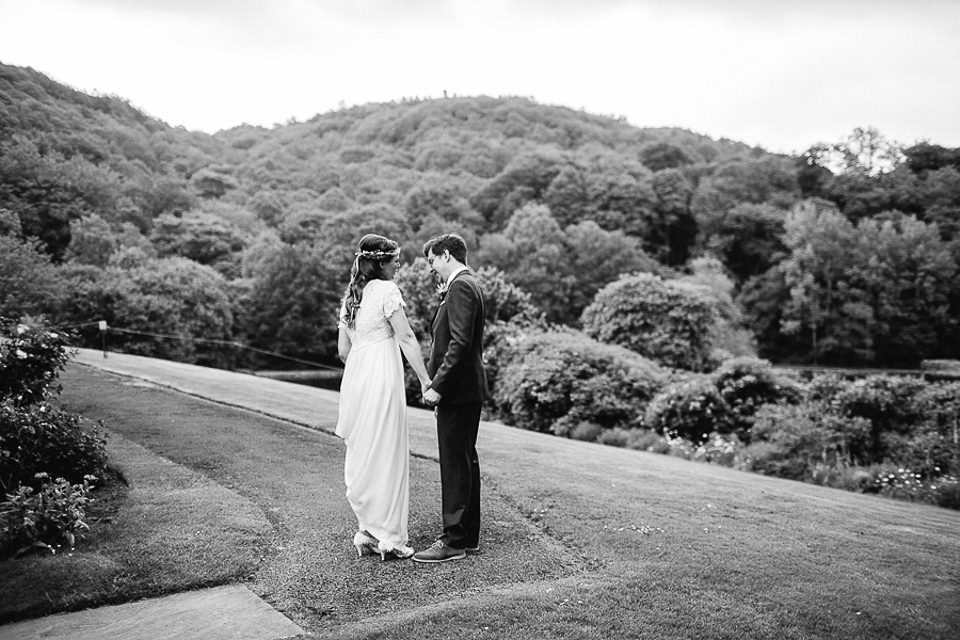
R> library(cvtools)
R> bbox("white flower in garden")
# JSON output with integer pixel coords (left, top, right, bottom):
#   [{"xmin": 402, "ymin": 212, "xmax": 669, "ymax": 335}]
[
  {"xmin": 16, "ymin": 349, "xmax": 28, "ymax": 358},
  {"xmin": 17, "ymin": 325, "xmax": 27, "ymax": 334}
]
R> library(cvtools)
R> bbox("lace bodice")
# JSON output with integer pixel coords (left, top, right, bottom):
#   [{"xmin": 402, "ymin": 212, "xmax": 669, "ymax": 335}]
[{"xmin": 339, "ymin": 279, "xmax": 406, "ymax": 351}]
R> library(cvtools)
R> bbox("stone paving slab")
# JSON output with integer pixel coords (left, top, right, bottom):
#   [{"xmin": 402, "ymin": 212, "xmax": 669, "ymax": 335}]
[{"xmin": 0, "ymin": 585, "xmax": 304, "ymax": 640}]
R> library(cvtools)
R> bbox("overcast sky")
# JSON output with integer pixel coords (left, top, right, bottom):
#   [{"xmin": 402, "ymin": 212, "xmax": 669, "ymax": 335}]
[{"xmin": 2, "ymin": 0, "xmax": 958, "ymax": 155}]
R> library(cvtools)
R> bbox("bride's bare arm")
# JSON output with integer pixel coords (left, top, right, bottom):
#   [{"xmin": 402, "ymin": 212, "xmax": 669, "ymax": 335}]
[
  {"xmin": 338, "ymin": 327, "xmax": 351, "ymax": 363},
  {"xmin": 388, "ymin": 307, "xmax": 431, "ymax": 391}
]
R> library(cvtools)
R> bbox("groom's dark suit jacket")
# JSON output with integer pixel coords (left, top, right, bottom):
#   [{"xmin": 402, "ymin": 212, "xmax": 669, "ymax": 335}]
[{"xmin": 428, "ymin": 270, "xmax": 490, "ymax": 404}]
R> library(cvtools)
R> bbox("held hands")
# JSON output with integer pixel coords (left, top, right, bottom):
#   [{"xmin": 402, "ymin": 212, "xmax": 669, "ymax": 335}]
[{"xmin": 422, "ymin": 387, "xmax": 441, "ymax": 407}]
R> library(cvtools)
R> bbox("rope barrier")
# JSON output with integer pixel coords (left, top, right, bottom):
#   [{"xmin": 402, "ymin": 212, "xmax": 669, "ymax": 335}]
[{"xmin": 54, "ymin": 320, "xmax": 343, "ymax": 373}]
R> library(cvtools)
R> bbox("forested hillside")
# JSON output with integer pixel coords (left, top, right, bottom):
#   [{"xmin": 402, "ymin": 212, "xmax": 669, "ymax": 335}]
[{"xmin": 3, "ymin": 61, "xmax": 960, "ymax": 369}]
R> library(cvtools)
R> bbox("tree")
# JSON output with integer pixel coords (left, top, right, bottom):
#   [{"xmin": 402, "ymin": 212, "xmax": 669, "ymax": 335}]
[
  {"xmin": 851, "ymin": 214, "xmax": 957, "ymax": 365},
  {"xmin": 0, "ymin": 135, "xmax": 94, "ymax": 260},
  {"xmin": 244, "ymin": 241, "xmax": 349, "ymax": 361},
  {"xmin": 639, "ymin": 142, "xmax": 695, "ymax": 172},
  {"xmin": 563, "ymin": 220, "xmax": 661, "ymax": 321},
  {"xmin": 149, "ymin": 211, "xmax": 248, "ymax": 276},
  {"xmin": 678, "ymin": 256, "xmax": 757, "ymax": 359},
  {"xmin": 696, "ymin": 202, "xmax": 788, "ymax": 283},
  {"xmin": 477, "ymin": 203, "xmax": 657, "ymax": 325},
  {"xmin": 581, "ymin": 272, "xmax": 720, "ymax": 371},
  {"xmin": 55, "ymin": 257, "xmax": 235, "ymax": 366},
  {"xmin": 778, "ymin": 200, "xmax": 868, "ymax": 363},
  {"xmin": 321, "ymin": 203, "xmax": 413, "ymax": 249},
  {"xmin": 648, "ymin": 168, "xmax": 696, "ymax": 265},
  {"xmin": 64, "ymin": 214, "xmax": 117, "ymax": 266},
  {"xmin": 0, "ymin": 236, "xmax": 64, "ymax": 319},
  {"xmin": 775, "ymin": 201, "xmax": 957, "ymax": 366},
  {"xmin": 0, "ymin": 208, "xmax": 23, "ymax": 236},
  {"xmin": 477, "ymin": 203, "xmax": 568, "ymax": 321},
  {"xmin": 919, "ymin": 166, "xmax": 960, "ymax": 240},
  {"xmin": 691, "ymin": 156, "xmax": 800, "ymax": 219},
  {"xmin": 829, "ymin": 127, "xmax": 903, "ymax": 176},
  {"xmin": 903, "ymin": 142, "xmax": 960, "ymax": 175},
  {"xmin": 403, "ymin": 173, "xmax": 482, "ymax": 234},
  {"xmin": 542, "ymin": 164, "xmax": 592, "ymax": 227},
  {"xmin": 469, "ymin": 150, "xmax": 563, "ymax": 228}
]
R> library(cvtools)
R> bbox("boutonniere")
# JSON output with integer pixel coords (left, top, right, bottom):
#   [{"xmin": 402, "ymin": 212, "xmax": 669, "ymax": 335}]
[{"xmin": 436, "ymin": 282, "xmax": 449, "ymax": 300}]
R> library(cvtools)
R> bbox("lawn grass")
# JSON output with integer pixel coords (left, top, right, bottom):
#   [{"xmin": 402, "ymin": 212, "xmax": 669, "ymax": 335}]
[
  {"xmin": 2, "ymin": 355, "xmax": 958, "ymax": 639},
  {"xmin": 0, "ymin": 430, "xmax": 272, "ymax": 624}
]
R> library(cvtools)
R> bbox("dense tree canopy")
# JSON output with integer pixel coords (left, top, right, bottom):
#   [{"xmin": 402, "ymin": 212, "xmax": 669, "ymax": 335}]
[{"xmin": 2, "ymin": 62, "xmax": 959, "ymax": 368}]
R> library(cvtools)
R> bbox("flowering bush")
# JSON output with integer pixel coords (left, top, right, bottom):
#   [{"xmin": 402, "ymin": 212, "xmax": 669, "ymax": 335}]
[
  {"xmin": 0, "ymin": 473, "xmax": 94, "ymax": 557},
  {"xmin": 0, "ymin": 401, "xmax": 107, "ymax": 496},
  {"xmin": 0, "ymin": 318, "xmax": 75, "ymax": 406},
  {"xmin": 868, "ymin": 465, "xmax": 960, "ymax": 507}
]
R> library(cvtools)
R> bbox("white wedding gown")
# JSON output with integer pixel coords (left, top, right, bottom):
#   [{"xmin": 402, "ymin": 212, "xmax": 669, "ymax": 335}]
[{"xmin": 335, "ymin": 279, "xmax": 410, "ymax": 551}]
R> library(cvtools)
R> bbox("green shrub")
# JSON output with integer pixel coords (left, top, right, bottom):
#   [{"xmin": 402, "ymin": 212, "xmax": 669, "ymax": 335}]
[
  {"xmin": 0, "ymin": 402, "xmax": 107, "ymax": 496},
  {"xmin": 745, "ymin": 403, "xmax": 871, "ymax": 480},
  {"xmin": 644, "ymin": 376, "xmax": 734, "ymax": 444},
  {"xmin": 581, "ymin": 272, "xmax": 719, "ymax": 372},
  {"xmin": 569, "ymin": 421, "xmax": 604, "ymax": 442},
  {"xmin": 866, "ymin": 464, "xmax": 959, "ymax": 508},
  {"xmin": 935, "ymin": 478, "xmax": 960, "ymax": 510},
  {"xmin": 596, "ymin": 427, "xmax": 631, "ymax": 448},
  {"xmin": 494, "ymin": 329, "xmax": 665, "ymax": 434},
  {"xmin": 0, "ymin": 318, "xmax": 75, "ymax": 406},
  {"xmin": 712, "ymin": 357, "xmax": 803, "ymax": 440},
  {"xmin": 831, "ymin": 375, "xmax": 929, "ymax": 462},
  {"xmin": 690, "ymin": 433, "xmax": 744, "ymax": 466},
  {"xmin": 913, "ymin": 382, "xmax": 960, "ymax": 470},
  {"xmin": 0, "ymin": 473, "xmax": 94, "ymax": 556}
]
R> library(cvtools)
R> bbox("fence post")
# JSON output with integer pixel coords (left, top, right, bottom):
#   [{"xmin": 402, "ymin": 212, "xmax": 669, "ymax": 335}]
[{"xmin": 99, "ymin": 320, "xmax": 108, "ymax": 358}]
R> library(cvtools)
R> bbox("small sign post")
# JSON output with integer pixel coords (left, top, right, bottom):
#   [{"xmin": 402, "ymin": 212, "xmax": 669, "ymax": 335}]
[{"xmin": 99, "ymin": 320, "xmax": 108, "ymax": 358}]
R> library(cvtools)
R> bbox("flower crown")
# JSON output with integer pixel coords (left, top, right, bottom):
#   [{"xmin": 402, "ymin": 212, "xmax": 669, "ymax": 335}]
[{"xmin": 355, "ymin": 248, "xmax": 400, "ymax": 260}]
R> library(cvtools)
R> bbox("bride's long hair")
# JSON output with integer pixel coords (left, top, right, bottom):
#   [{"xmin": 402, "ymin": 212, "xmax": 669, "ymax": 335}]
[{"xmin": 341, "ymin": 234, "xmax": 400, "ymax": 330}]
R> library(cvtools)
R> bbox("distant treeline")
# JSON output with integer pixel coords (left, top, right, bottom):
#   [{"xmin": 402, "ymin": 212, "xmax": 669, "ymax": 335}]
[{"xmin": 2, "ymin": 61, "xmax": 960, "ymax": 369}]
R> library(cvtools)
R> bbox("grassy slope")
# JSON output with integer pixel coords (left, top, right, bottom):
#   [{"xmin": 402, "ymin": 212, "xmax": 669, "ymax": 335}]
[
  {"xmin": 4, "ymin": 354, "xmax": 958, "ymax": 639},
  {"xmin": 0, "ymin": 429, "xmax": 271, "ymax": 623}
]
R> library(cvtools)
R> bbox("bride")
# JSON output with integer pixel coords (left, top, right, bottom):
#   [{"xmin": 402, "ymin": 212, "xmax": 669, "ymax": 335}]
[{"xmin": 335, "ymin": 234, "xmax": 431, "ymax": 560}]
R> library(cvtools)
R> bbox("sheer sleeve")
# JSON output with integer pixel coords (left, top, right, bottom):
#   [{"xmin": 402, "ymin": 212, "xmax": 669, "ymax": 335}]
[
  {"xmin": 382, "ymin": 282, "xmax": 406, "ymax": 319},
  {"xmin": 338, "ymin": 302, "xmax": 348, "ymax": 330}
]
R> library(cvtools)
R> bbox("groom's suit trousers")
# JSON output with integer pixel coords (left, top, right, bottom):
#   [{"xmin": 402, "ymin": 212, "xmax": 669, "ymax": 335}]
[{"xmin": 436, "ymin": 401, "xmax": 482, "ymax": 548}]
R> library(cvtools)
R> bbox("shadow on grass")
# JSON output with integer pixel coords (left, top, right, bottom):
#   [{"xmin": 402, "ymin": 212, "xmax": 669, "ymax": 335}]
[{"xmin": 0, "ymin": 432, "xmax": 273, "ymax": 624}]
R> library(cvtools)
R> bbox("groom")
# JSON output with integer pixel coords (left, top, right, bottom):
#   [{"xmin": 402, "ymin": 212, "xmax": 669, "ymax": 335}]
[{"xmin": 413, "ymin": 233, "xmax": 489, "ymax": 563}]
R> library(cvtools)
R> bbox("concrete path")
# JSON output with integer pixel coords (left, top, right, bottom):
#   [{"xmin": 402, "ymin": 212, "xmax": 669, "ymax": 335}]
[{"xmin": 0, "ymin": 585, "xmax": 303, "ymax": 640}]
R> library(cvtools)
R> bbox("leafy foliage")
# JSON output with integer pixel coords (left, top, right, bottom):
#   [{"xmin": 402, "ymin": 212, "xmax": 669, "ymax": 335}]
[
  {"xmin": 3, "ymin": 61, "xmax": 960, "ymax": 370},
  {"xmin": 713, "ymin": 357, "xmax": 803, "ymax": 438},
  {"xmin": 644, "ymin": 376, "xmax": 734, "ymax": 444},
  {"xmin": 0, "ymin": 401, "xmax": 107, "ymax": 497},
  {"xmin": 581, "ymin": 272, "xmax": 719, "ymax": 371},
  {"xmin": 1, "ymin": 473, "xmax": 95, "ymax": 557},
  {"xmin": 493, "ymin": 329, "xmax": 665, "ymax": 434},
  {"xmin": 0, "ymin": 318, "xmax": 74, "ymax": 406},
  {"xmin": 0, "ymin": 236, "xmax": 64, "ymax": 320}
]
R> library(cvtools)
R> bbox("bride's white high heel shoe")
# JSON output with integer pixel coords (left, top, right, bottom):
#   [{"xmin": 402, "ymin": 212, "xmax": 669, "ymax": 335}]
[
  {"xmin": 378, "ymin": 540, "xmax": 414, "ymax": 561},
  {"xmin": 353, "ymin": 530, "xmax": 379, "ymax": 557}
]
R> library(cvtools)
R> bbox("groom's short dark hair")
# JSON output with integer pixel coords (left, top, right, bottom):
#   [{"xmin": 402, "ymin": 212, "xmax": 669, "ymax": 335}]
[{"xmin": 423, "ymin": 233, "xmax": 468, "ymax": 264}]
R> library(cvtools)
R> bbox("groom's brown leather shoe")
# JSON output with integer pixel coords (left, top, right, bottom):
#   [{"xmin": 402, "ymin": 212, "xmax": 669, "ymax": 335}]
[{"xmin": 412, "ymin": 541, "xmax": 466, "ymax": 563}]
